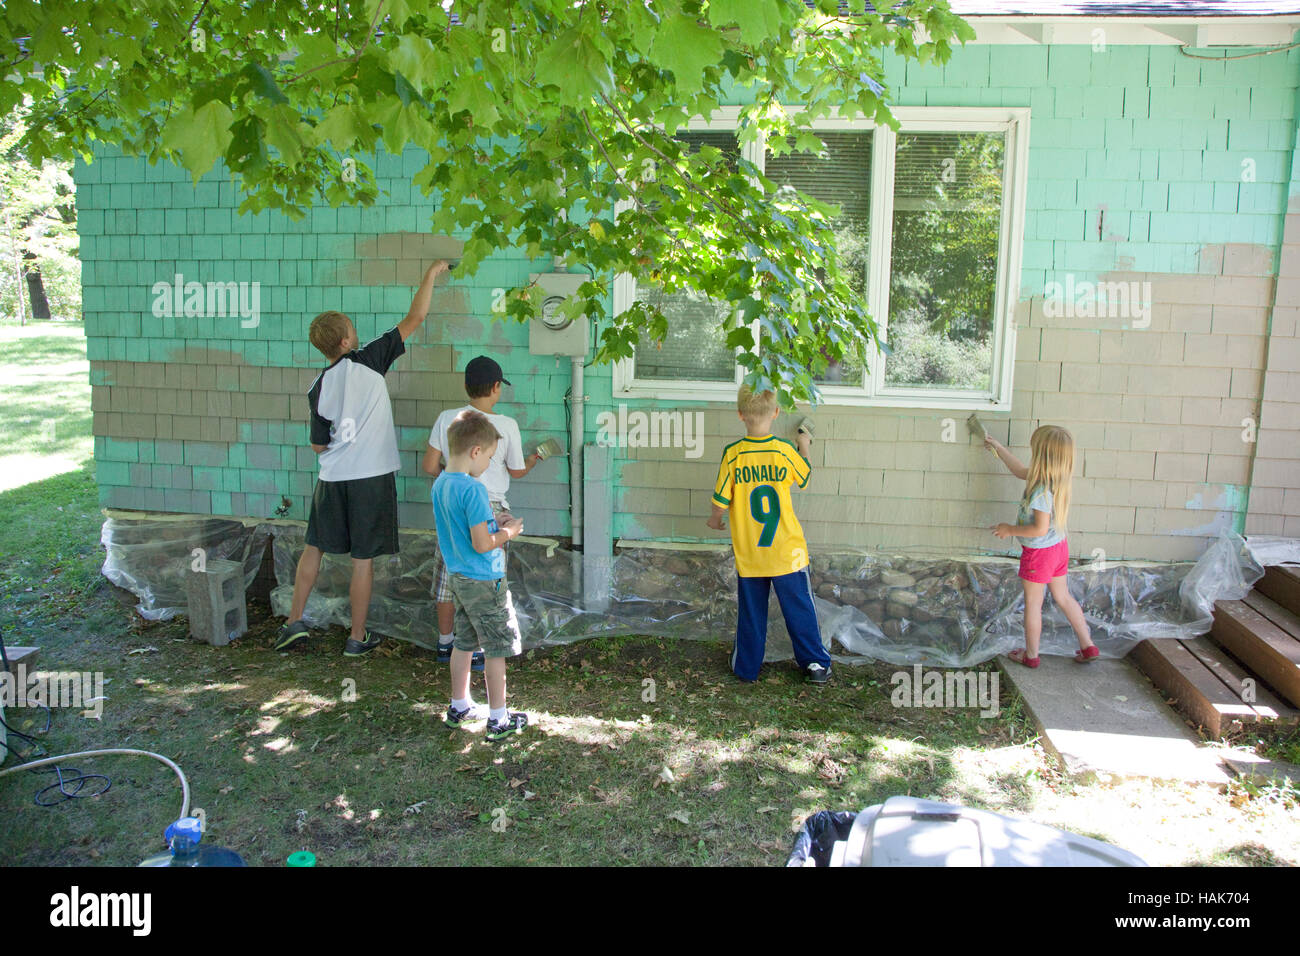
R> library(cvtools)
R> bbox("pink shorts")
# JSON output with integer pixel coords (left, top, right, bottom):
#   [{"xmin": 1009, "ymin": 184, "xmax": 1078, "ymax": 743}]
[{"xmin": 1019, "ymin": 539, "xmax": 1069, "ymax": 583}]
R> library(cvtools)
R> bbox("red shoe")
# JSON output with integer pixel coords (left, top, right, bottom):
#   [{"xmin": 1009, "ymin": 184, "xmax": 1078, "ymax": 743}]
[
  {"xmin": 1074, "ymin": 645, "xmax": 1100, "ymax": 663},
  {"xmin": 1008, "ymin": 648, "xmax": 1040, "ymax": 668}
]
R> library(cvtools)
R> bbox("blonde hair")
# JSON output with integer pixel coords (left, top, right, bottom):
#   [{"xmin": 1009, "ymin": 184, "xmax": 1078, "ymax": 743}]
[
  {"xmin": 1023, "ymin": 425, "xmax": 1074, "ymax": 536},
  {"xmin": 737, "ymin": 385, "xmax": 777, "ymax": 428},
  {"xmin": 309, "ymin": 310, "xmax": 351, "ymax": 359},
  {"xmin": 447, "ymin": 409, "xmax": 501, "ymax": 457}
]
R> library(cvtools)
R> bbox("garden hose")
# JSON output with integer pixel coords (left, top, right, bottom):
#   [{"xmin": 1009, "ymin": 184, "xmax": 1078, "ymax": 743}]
[{"xmin": 0, "ymin": 748, "xmax": 190, "ymax": 819}]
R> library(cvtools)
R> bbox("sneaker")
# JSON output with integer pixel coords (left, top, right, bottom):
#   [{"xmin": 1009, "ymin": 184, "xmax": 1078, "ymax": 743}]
[
  {"xmin": 445, "ymin": 701, "xmax": 489, "ymax": 727},
  {"xmin": 275, "ymin": 620, "xmax": 310, "ymax": 651},
  {"xmin": 343, "ymin": 631, "xmax": 382, "ymax": 657},
  {"xmin": 436, "ymin": 643, "xmax": 485, "ymax": 672},
  {"xmin": 485, "ymin": 711, "xmax": 528, "ymax": 741},
  {"xmin": 804, "ymin": 663, "xmax": 832, "ymax": 684}
]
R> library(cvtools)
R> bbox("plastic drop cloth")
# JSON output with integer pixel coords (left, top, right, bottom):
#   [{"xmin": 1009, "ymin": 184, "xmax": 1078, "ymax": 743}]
[
  {"xmin": 100, "ymin": 515, "xmax": 271, "ymax": 621},
  {"xmin": 104, "ymin": 512, "xmax": 1272, "ymax": 668},
  {"xmin": 1244, "ymin": 534, "xmax": 1300, "ymax": 568}
]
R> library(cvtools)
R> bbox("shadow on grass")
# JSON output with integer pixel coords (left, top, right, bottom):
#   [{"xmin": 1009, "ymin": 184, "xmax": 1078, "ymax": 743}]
[
  {"xmin": 1, "ymin": 603, "xmax": 1040, "ymax": 866},
  {"xmin": 0, "ymin": 460, "xmax": 1054, "ymax": 866}
]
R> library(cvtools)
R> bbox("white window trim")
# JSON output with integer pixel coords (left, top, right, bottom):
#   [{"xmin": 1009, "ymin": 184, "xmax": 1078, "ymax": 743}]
[{"xmin": 612, "ymin": 106, "xmax": 1030, "ymax": 411}]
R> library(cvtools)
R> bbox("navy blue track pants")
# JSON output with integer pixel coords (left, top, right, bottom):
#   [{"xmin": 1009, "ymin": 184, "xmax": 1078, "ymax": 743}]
[{"xmin": 732, "ymin": 567, "xmax": 830, "ymax": 681}]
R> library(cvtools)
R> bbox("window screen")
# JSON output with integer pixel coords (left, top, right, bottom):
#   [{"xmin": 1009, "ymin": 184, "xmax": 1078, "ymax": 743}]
[{"xmin": 765, "ymin": 131, "xmax": 872, "ymax": 386}]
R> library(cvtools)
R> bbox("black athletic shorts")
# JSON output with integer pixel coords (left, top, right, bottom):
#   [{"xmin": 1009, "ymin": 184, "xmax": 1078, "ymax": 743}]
[{"xmin": 304, "ymin": 472, "xmax": 399, "ymax": 559}]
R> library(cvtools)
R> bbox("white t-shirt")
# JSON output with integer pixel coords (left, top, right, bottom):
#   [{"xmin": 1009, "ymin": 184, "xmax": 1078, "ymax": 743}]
[
  {"xmin": 308, "ymin": 328, "xmax": 404, "ymax": 482},
  {"xmin": 428, "ymin": 405, "xmax": 524, "ymax": 503}
]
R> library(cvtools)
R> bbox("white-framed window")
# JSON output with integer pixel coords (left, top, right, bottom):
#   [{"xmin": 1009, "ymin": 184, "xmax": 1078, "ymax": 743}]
[{"xmin": 611, "ymin": 106, "xmax": 1030, "ymax": 410}]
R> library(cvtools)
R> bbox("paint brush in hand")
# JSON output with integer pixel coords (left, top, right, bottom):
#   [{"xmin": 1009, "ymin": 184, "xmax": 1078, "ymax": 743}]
[
  {"xmin": 533, "ymin": 438, "xmax": 564, "ymax": 461},
  {"xmin": 966, "ymin": 413, "xmax": 999, "ymax": 457}
]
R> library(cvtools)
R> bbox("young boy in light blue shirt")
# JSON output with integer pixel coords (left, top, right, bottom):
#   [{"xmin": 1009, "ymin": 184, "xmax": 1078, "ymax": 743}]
[{"xmin": 431, "ymin": 410, "xmax": 528, "ymax": 740}]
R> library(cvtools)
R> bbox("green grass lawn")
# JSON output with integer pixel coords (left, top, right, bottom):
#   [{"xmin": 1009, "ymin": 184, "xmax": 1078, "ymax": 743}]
[
  {"xmin": 1, "ymin": 322, "xmax": 1297, "ymax": 866},
  {"xmin": 0, "ymin": 323, "xmax": 93, "ymax": 493}
]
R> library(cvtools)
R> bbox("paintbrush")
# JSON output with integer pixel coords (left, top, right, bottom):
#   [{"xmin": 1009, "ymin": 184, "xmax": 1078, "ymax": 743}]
[
  {"xmin": 533, "ymin": 438, "xmax": 564, "ymax": 461},
  {"xmin": 966, "ymin": 413, "xmax": 999, "ymax": 457}
]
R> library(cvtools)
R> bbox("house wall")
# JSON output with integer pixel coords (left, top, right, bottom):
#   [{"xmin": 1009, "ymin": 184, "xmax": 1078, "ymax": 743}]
[
  {"xmin": 1246, "ymin": 80, "xmax": 1300, "ymax": 539},
  {"xmin": 79, "ymin": 42, "xmax": 1300, "ymax": 561}
]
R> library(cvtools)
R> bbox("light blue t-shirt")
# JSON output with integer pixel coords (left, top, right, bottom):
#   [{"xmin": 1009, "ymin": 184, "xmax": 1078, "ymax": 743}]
[
  {"xmin": 432, "ymin": 471, "xmax": 504, "ymax": 580},
  {"xmin": 1017, "ymin": 485, "xmax": 1065, "ymax": 550}
]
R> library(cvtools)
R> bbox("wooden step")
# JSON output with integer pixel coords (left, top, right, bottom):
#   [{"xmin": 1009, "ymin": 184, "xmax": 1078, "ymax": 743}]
[
  {"xmin": 1131, "ymin": 638, "xmax": 1298, "ymax": 737},
  {"xmin": 1255, "ymin": 565, "xmax": 1300, "ymax": 619},
  {"xmin": 1210, "ymin": 596, "xmax": 1300, "ymax": 708},
  {"xmin": 1181, "ymin": 638, "xmax": 1299, "ymax": 724}
]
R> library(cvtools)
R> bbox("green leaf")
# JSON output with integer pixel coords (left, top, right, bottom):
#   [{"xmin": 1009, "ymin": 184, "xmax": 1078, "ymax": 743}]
[
  {"xmin": 378, "ymin": 100, "xmax": 426, "ymax": 154},
  {"xmin": 240, "ymin": 63, "xmax": 288, "ymax": 104},
  {"xmin": 314, "ymin": 103, "xmax": 370, "ymax": 150},
  {"xmin": 264, "ymin": 105, "xmax": 305, "ymax": 165},
  {"xmin": 384, "ymin": 0, "xmax": 418, "ymax": 28},
  {"xmin": 289, "ymin": 31, "xmax": 345, "ymax": 77},
  {"xmin": 160, "ymin": 101, "xmax": 235, "ymax": 183},
  {"xmin": 651, "ymin": 14, "xmax": 725, "ymax": 84},
  {"xmin": 388, "ymin": 35, "xmax": 438, "ymax": 93},
  {"xmin": 448, "ymin": 79, "xmax": 501, "ymax": 128},
  {"xmin": 709, "ymin": 0, "xmax": 786, "ymax": 45},
  {"xmin": 726, "ymin": 326, "xmax": 755, "ymax": 350},
  {"xmin": 535, "ymin": 27, "xmax": 614, "ymax": 102}
]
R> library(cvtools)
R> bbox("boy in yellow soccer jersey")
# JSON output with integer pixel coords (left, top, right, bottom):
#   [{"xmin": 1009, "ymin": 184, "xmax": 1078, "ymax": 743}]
[{"xmin": 707, "ymin": 386, "xmax": 832, "ymax": 684}]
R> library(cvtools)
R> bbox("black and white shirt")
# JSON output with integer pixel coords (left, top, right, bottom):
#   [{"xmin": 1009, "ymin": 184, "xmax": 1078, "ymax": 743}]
[{"xmin": 308, "ymin": 328, "xmax": 405, "ymax": 482}]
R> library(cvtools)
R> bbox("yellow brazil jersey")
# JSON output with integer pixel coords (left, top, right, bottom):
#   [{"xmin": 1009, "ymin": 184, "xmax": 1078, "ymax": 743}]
[{"xmin": 712, "ymin": 435, "xmax": 812, "ymax": 578}]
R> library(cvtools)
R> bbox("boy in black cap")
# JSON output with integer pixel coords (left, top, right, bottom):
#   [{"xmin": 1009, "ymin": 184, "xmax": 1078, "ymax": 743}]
[{"xmin": 422, "ymin": 355, "xmax": 540, "ymax": 664}]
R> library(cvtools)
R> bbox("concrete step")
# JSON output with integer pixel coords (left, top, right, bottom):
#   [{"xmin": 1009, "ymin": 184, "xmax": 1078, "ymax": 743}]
[
  {"xmin": 1211, "ymin": 594, "xmax": 1300, "ymax": 708},
  {"xmin": 998, "ymin": 656, "xmax": 1232, "ymax": 787},
  {"xmin": 1220, "ymin": 751, "xmax": 1300, "ymax": 787}
]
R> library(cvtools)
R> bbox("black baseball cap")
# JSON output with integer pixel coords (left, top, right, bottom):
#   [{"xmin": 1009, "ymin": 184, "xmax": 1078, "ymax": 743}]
[{"xmin": 465, "ymin": 355, "xmax": 511, "ymax": 388}]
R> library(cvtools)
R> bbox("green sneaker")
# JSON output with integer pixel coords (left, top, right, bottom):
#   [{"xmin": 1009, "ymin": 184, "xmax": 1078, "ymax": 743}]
[
  {"xmin": 343, "ymin": 631, "xmax": 382, "ymax": 657},
  {"xmin": 445, "ymin": 701, "xmax": 489, "ymax": 728},
  {"xmin": 275, "ymin": 620, "xmax": 311, "ymax": 651},
  {"xmin": 485, "ymin": 712, "xmax": 528, "ymax": 741}
]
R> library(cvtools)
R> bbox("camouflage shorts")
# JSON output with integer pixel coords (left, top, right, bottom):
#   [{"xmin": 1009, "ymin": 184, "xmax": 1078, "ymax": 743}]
[{"xmin": 448, "ymin": 573, "xmax": 523, "ymax": 658}]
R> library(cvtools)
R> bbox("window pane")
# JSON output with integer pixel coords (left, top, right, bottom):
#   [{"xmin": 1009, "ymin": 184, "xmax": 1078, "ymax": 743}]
[
  {"xmin": 632, "ymin": 285, "xmax": 736, "ymax": 381},
  {"xmin": 633, "ymin": 131, "xmax": 739, "ymax": 383},
  {"xmin": 885, "ymin": 131, "xmax": 1004, "ymax": 391},
  {"xmin": 765, "ymin": 132, "xmax": 872, "ymax": 387}
]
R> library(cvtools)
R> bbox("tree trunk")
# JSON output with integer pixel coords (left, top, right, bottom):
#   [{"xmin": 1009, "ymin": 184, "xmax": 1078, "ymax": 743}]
[
  {"xmin": 25, "ymin": 269, "xmax": 51, "ymax": 320},
  {"xmin": 24, "ymin": 254, "xmax": 50, "ymax": 319}
]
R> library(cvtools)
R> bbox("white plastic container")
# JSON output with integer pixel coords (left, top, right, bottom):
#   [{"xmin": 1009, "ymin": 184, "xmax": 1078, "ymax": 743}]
[{"xmin": 831, "ymin": 796, "xmax": 1147, "ymax": 867}]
